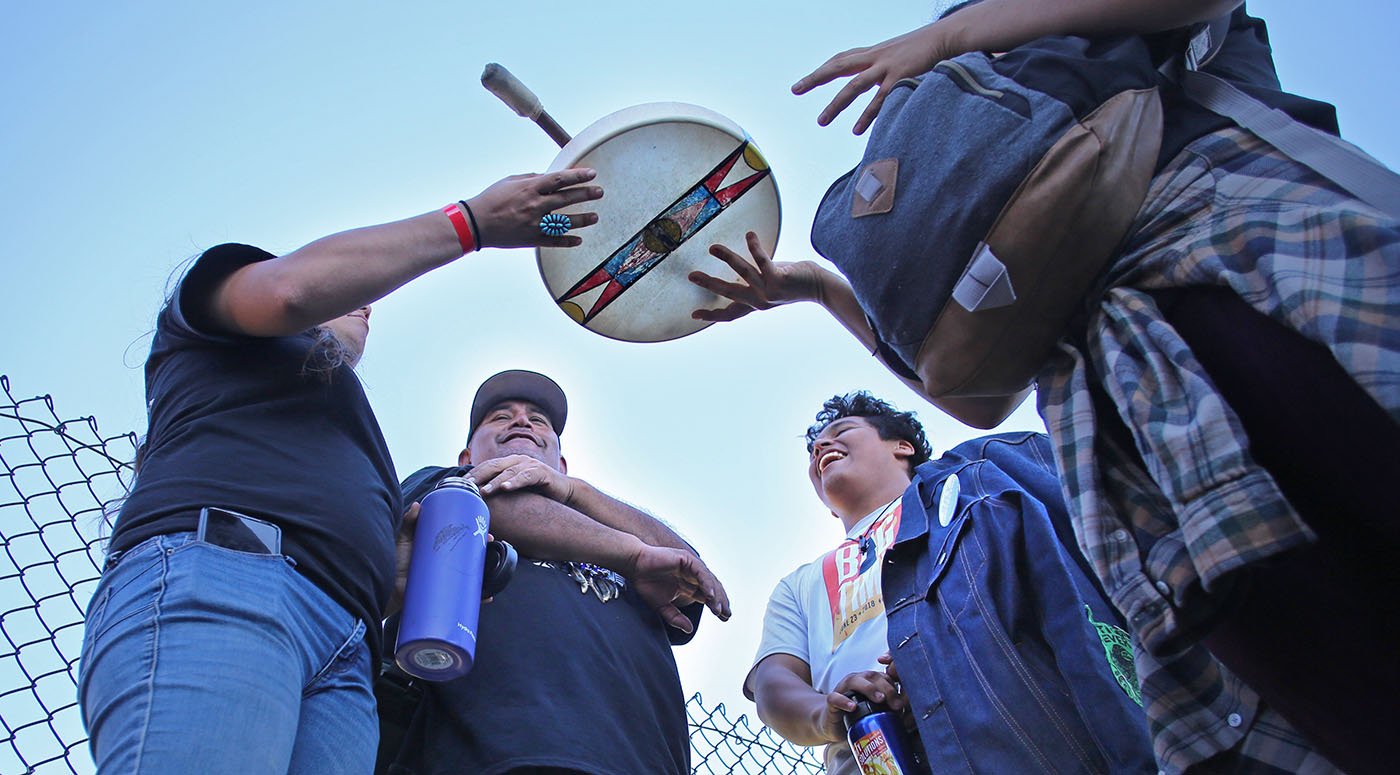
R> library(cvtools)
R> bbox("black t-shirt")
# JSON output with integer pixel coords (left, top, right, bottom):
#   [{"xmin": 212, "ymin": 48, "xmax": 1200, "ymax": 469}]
[
  {"xmin": 390, "ymin": 465, "xmax": 697, "ymax": 775},
  {"xmin": 112, "ymin": 243, "xmax": 401, "ymax": 661},
  {"xmin": 1151, "ymin": 6, "xmax": 1339, "ymax": 169}
]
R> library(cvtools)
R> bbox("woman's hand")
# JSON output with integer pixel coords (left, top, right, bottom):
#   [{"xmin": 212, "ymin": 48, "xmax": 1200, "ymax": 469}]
[
  {"xmin": 792, "ymin": 23, "xmax": 952, "ymax": 135},
  {"xmin": 465, "ymin": 168, "xmax": 604, "ymax": 249},
  {"xmin": 689, "ymin": 231, "xmax": 825, "ymax": 323}
]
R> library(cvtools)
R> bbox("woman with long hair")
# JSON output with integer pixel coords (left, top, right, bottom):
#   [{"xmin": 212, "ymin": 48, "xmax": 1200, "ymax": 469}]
[{"xmin": 77, "ymin": 168, "xmax": 602, "ymax": 774}]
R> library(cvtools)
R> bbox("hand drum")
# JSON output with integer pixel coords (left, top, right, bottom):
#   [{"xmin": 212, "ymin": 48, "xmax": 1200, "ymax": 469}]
[{"xmin": 537, "ymin": 103, "xmax": 781, "ymax": 342}]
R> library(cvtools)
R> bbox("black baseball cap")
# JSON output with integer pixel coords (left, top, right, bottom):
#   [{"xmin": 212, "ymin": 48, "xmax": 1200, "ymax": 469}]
[{"xmin": 468, "ymin": 370, "xmax": 568, "ymax": 440}]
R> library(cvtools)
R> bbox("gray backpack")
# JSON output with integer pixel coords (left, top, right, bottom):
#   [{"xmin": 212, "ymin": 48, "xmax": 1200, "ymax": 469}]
[{"xmin": 811, "ymin": 20, "xmax": 1400, "ymax": 399}]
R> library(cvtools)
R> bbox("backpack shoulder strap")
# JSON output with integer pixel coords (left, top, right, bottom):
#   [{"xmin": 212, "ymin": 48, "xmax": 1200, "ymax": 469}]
[{"xmin": 1168, "ymin": 17, "xmax": 1400, "ymax": 219}]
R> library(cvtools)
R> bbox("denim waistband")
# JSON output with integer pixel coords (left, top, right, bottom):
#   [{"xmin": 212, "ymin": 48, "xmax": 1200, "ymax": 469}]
[
  {"xmin": 104, "ymin": 517, "xmax": 287, "ymax": 571},
  {"xmin": 103, "ymin": 532, "xmax": 196, "ymax": 571}
]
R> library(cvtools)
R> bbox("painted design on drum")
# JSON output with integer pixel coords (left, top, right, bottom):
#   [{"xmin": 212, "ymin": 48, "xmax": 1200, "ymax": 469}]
[{"xmin": 555, "ymin": 139, "xmax": 771, "ymax": 325}]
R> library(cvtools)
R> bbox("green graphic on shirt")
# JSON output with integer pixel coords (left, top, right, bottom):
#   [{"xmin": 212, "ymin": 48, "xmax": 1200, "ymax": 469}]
[{"xmin": 1086, "ymin": 605, "xmax": 1141, "ymax": 707}]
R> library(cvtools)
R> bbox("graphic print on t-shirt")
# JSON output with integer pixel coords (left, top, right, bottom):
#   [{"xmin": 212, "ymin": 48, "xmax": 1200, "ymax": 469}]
[{"xmin": 822, "ymin": 501, "xmax": 902, "ymax": 651}]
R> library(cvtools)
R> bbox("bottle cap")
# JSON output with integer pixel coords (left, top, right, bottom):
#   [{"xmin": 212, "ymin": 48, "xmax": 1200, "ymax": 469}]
[
  {"xmin": 844, "ymin": 697, "xmax": 882, "ymax": 730},
  {"xmin": 435, "ymin": 475, "xmax": 482, "ymax": 495}
]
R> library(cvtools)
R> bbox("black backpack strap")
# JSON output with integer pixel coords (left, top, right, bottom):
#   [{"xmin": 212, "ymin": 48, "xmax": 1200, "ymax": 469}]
[{"xmin": 374, "ymin": 614, "xmax": 424, "ymax": 775}]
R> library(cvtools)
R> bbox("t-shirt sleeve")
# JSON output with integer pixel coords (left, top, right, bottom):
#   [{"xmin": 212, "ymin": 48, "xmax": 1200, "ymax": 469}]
[
  {"xmin": 742, "ymin": 572, "xmax": 811, "ymax": 700},
  {"xmin": 158, "ymin": 242, "xmax": 278, "ymax": 345}
]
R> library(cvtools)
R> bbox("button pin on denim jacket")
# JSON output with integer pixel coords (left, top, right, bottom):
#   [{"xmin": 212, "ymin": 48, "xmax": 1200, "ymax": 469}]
[{"xmin": 937, "ymin": 474, "xmax": 960, "ymax": 527}]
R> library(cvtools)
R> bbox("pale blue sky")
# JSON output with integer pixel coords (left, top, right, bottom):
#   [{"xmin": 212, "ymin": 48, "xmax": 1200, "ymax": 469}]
[{"xmin": 2, "ymin": 1, "xmax": 1395, "ymax": 754}]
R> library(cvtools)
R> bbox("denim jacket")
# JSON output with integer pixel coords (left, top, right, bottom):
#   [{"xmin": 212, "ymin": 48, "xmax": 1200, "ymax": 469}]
[{"xmin": 883, "ymin": 433, "xmax": 1154, "ymax": 774}]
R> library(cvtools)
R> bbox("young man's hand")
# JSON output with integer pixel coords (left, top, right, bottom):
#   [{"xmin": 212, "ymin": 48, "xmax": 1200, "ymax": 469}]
[
  {"xmin": 690, "ymin": 231, "xmax": 826, "ymax": 323},
  {"xmin": 821, "ymin": 667, "xmax": 907, "ymax": 741}
]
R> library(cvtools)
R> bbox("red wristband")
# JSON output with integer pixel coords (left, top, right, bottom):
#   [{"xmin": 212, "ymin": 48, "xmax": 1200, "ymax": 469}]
[{"xmin": 442, "ymin": 203, "xmax": 477, "ymax": 254}]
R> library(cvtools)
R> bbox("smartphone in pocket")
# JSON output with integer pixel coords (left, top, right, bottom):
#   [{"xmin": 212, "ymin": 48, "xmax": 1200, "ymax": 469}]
[{"xmin": 197, "ymin": 507, "xmax": 282, "ymax": 555}]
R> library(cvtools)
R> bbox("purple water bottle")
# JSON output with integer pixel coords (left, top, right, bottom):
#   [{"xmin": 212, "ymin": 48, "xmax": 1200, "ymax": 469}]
[
  {"xmin": 395, "ymin": 475, "xmax": 502, "ymax": 681},
  {"xmin": 845, "ymin": 697, "xmax": 928, "ymax": 775}
]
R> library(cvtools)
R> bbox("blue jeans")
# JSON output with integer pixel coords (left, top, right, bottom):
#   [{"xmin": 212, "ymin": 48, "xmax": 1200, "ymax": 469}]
[{"xmin": 77, "ymin": 532, "xmax": 378, "ymax": 774}]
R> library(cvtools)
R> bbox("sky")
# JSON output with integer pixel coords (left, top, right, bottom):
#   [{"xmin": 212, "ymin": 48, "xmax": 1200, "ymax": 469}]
[{"xmin": 2, "ymin": 0, "xmax": 1396, "ymax": 762}]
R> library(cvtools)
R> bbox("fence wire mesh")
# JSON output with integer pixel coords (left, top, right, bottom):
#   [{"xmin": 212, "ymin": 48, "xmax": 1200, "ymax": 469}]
[
  {"xmin": 0, "ymin": 376, "xmax": 135, "ymax": 774},
  {"xmin": 0, "ymin": 376, "xmax": 823, "ymax": 774}
]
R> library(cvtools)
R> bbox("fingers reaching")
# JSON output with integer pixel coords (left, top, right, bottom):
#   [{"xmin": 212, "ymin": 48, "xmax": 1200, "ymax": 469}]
[
  {"xmin": 744, "ymin": 230, "xmax": 775, "ymax": 269},
  {"xmin": 466, "ymin": 167, "xmax": 604, "ymax": 249},
  {"xmin": 853, "ymin": 81, "xmax": 894, "ymax": 136},
  {"xmin": 537, "ymin": 168, "xmax": 598, "ymax": 194},
  {"xmin": 819, "ymin": 71, "xmax": 880, "ymax": 129},
  {"xmin": 688, "ymin": 270, "xmax": 752, "ymax": 301},
  {"xmin": 792, "ymin": 47, "xmax": 869, "ymax": 96},
  {"xmin": 709, "ymin": 242, "xmax": 764, "ymax": 287},
  {"xmin": 832, "ymin": 669, "xmax": 906, "ymax": 711},
  {"xmin": 690, "ymin": 232, "xmax": 820, "ymax": 323},
  {"xmin": 794, "ymin": 23, "xmax": 948, "ymax": 131},
  {"xmin": 690, "ymin": 300, "xmax": 755, "ymax": 323}
]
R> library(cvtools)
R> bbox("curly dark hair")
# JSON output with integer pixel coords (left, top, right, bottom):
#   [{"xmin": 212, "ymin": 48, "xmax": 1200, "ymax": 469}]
[{"xmin": 805, "ymin": 391, "xmax": 932, "ymax": 472}]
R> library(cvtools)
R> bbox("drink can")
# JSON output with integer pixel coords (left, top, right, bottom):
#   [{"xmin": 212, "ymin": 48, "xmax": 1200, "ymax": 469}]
[{"xmin": 846, "ymin": 699, "xmax": 923, "ymax": 775}]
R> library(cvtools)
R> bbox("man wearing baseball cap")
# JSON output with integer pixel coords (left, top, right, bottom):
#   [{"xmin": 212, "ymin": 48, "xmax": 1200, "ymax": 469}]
[{"xmin": 382, "ymin": 369, "xmax": 729, "ymax": 775}]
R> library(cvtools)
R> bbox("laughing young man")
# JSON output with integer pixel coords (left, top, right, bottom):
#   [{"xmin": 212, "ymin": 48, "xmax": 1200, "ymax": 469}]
[{"xmin": 745, "ymin": 392, "xmax": 1154, "ymax": 774}]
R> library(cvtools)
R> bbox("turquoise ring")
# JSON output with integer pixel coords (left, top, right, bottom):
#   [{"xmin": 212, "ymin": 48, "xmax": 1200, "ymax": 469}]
[{"xmin": 539, "ymin": 213, "xmax": 572, "ymax": 237}]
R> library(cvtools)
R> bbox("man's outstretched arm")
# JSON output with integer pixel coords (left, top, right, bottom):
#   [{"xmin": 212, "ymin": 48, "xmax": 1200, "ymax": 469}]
[
  {"xmin": 690, "ymin": 233, "xmax": 1028, "ymax": 429},
  {"xmin": 469, "ymin": 454, "xmax": 731, "ymax": 621},
  {"xmin": 491, "ymin": 488, "xmax": 729, "ymax": 628}
]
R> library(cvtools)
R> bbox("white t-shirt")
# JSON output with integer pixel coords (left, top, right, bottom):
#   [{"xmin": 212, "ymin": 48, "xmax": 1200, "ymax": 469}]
[{"xmin": 745, "ymin": 499, "xmax": 903, "ymax": 775}]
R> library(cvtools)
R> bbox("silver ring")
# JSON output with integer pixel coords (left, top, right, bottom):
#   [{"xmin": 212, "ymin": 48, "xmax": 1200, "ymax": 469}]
[{"xmin": 539, "ymin": 213, "xmax": 572, "ymax": 237}]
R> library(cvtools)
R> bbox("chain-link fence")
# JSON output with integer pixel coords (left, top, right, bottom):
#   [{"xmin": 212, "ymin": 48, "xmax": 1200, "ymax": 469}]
[
  {"xmin": 0, "ymin": 376, "xmax": 823, "ymax": 774},
  {"xmin": 0, "ymin": 376, "xmax": 134, "ymax": 775}
]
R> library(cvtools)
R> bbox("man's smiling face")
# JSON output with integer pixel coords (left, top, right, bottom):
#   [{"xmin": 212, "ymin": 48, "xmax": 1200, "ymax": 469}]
[{"xmin": 463, "ymin": 399, "xmax": 564, "ymax": 471}]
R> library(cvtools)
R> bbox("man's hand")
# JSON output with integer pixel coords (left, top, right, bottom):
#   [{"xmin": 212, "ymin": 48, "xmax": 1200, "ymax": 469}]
[
  {"xmin": 625, "ymin": 544, "xmax": 732, "ymax": 632},
  {"xmin": 689, "ymin": 231, "xmax": 825, "ymax": 323},
  {"xmin": 820, "ymin": 667, "xmax": 907, "ymax": 742},
  {"xmin": 471, "ymin": 454, "xmax": 575, "ymax": 503},
  {"xmin": 878, "ymin": 652, "xmax": 919, "ymax": 732},
  {"xmin": 387, "ymin": 501, "xmax": 420, "ymax": 617}
]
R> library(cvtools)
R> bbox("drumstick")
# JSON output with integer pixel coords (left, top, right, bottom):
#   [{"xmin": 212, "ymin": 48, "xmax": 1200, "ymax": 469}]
[{"xmin": 480, "ymin": 63, "xmax": 573, "ymax": 148}]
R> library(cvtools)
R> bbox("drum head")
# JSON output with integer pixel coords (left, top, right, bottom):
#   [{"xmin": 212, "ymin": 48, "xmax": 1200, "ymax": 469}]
[{"xmin": 538, "ymin": 103, "xmax": 780, "ymax": 343}]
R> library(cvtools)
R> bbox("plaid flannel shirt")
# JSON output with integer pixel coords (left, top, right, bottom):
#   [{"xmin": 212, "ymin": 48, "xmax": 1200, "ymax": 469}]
[{"xmin": 1037, "ymin": 128, "xmax": 1398, "ymax": 773}]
